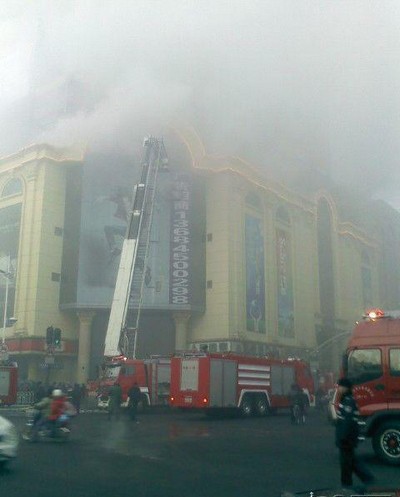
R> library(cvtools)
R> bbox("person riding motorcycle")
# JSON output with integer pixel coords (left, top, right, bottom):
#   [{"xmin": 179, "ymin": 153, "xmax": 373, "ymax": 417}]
[
  {"xmin": 32, "ymin": 387, "xmax": 53, "ymax": 434},
  {"xmin": 48, "ymin": 389, "xmax": 67, "ymax": 436}
]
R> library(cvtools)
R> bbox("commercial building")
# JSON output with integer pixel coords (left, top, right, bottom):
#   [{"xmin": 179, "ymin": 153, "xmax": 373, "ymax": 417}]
[{"xmin": 0, "ymin": 128, "xmax": 399, "ymax": 381}]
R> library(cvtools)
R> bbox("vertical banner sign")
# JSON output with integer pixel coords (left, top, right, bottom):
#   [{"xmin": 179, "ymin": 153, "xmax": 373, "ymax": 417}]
[
  {"xmin": 170, "ymin": 175, "xmax": 192, "ymax": 305},
  {"xmin": 245, "ymin": 214, "xmax": 266, "ymax": 333},
  {"xmin": 276, "ymin": 229, "xmax": 294, "ymax": 337},
  {"xmin": 0, "ymin": 203, "xmax": 22, "ymax": 325}
]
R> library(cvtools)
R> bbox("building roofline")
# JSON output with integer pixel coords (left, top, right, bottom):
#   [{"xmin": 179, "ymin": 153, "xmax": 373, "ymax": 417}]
[{"xmin": 0, "ymin": 142, "xmax": 86, "ymax": 169}]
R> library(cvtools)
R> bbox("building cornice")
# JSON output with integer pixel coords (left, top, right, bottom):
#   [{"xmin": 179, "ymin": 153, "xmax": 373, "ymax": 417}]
[
  {"xmin": 170, "ymin": 123, "xmax": 316, "ymax": 216},
  {"xmin": 0, "ymin": 143, "xmax": 85, "ymax": 173}
]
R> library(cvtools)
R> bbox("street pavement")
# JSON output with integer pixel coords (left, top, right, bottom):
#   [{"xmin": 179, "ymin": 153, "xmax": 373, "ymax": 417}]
[{"xmin": 1, "ymin": 408, "xmax": 400, "ymax": 497}]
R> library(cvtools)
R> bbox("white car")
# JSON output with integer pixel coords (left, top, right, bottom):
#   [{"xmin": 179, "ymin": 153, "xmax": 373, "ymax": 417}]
[{"xmin": 0, "ymin": 414, "xmax": 19, "ymax": 468}]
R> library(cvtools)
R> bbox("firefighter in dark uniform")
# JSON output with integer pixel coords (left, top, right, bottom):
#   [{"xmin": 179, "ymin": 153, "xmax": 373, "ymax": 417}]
[
  {"xmin": 335, "ymin": 378, "xmax": 374, "ymax": 490},
  {"xmin": 128, "ymin": 382, "xmax": 142, "ymax": 423}
]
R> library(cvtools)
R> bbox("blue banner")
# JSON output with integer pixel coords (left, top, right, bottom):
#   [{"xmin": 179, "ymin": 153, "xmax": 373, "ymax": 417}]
[{"xmin": 245, "ymin": 215, "xmax": 266, "ymax": 333}]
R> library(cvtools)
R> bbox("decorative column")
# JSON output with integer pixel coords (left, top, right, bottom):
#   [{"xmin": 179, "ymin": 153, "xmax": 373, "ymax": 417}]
[
  {"xmin": 76, "ymin": 311, "xmax": 95, "ymax": 383},
  {"xmin": 15, "ymin": 163, "xmax": 38, "ymax": 334},
  {"xmin": 172, "ymin": 312, "xmax": 191, "ymax": 351}
]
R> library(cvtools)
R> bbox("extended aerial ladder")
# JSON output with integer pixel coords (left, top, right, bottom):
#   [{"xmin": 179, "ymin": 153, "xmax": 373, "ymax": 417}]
[{"xmin": 103, "ymin": 137, "xmax": 168, "ymax": 359}]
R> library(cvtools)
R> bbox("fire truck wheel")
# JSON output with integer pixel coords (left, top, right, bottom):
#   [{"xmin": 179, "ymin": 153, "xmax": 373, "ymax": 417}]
[
  {"xmin": 372, "ymin": 421, "xmax": 400, "ymax": 465},
  {"xmin": 240, "ymin": 396, "xmax": 253, "ymax": 417},
  {"xmin": 255, "ymin": 396, "xmax": 269, "ymax": 417}
]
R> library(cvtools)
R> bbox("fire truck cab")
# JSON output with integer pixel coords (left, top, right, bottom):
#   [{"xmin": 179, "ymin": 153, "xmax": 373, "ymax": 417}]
[
  {"xmin": 98, "ymin": 355, "xmax": 171, "ymax": 409},
  {"xmin": 338, "ymin": 308, "xmax": 400, "ymax": 464},
  {"xmin": 0, "ymin": 364, "xmax": 18, "ymax": 406},
  {"xmin": 169, "ymin": 352, "xmax": 314, "ymax": 417}
]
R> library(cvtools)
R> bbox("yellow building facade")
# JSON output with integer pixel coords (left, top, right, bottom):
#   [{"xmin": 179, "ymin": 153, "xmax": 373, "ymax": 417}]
[
  {"xmin": 187, "ymin": 156, "xmax": 380, "ymax": 372},
  {"xmin": 0, "ymin": 144, "xmax": 84, "ymax": 382},
  {"xmin": 0, "ymin": 134, "xmax": 395, "ymax": 382}
]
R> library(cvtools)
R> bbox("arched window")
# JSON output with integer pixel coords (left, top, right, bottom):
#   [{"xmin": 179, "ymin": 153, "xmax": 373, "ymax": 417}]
[
  {"xmin": 1, "ymin": 178, "xmax": 23, "ymax": 198},
  {"xmin": 276, "ymin": 206, "xmax": 291, "ymax": 225},
  {"xmin": 245, "ymin": 192, "xmax": 261, "ymax": 210}
]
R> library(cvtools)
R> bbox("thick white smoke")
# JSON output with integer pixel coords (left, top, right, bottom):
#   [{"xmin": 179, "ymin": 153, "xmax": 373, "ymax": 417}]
[{"xmin": 1, "ymin": 0, "xmax": 400, "ymax": 204}]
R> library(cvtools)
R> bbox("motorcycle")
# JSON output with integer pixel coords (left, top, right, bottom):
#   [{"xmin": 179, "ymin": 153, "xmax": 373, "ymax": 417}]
[{"xmin": 22, "ymin": 408, "xmax": 71, "ymax": 442}]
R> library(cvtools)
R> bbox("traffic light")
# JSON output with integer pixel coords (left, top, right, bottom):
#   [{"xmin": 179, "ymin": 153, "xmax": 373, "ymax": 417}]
[
  {"xmin": 46, "ymin": 326, "xmax": 54, "ymax": 346},
  {"xmin": 53, "ymin": 328, "xmax": 61, "ymax": 347}
]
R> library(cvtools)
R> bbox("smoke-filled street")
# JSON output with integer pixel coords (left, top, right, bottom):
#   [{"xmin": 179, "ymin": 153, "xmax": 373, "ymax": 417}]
[
  {"xmin": 1, "ymin": 409, "xmax": 400, "ymax": 497},
  {"xmin": 1, "ymin": 3, "xmax": 400, "ymax": 496}
]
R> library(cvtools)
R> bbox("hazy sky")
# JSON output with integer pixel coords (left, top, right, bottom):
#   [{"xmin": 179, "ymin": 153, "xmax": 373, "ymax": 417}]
[{"xmin": 1, "ymin": 1, "xmax": 399, "ymax": 208}]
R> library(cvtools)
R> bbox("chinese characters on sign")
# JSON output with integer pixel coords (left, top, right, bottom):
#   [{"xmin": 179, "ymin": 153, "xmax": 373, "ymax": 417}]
[{"xmin": 170, "ymin": 176, "xmax": 192, "ymax": 305}]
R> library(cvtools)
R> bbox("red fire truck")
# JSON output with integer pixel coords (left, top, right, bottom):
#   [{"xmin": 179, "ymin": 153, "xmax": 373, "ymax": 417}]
[
  {"xmin": 97, "ymin": 355, "xmax": 171, "ymax": 409},
  {"xmin": 0, "ymin": 364, "xmax": 18, "ymax": 406},
  {"xmin": 335, "ymin": 308, "xmax": 400, "ymax": 464},
  {"xmin": 169, "ymin": 352, "xmax": 314, "ymax": 416}
]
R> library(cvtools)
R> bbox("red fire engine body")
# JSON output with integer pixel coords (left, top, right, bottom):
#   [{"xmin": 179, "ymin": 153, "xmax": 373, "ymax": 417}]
[
  {"xmin": 169, "ymin": 352, "xmax": 314, "ymax": 416},
  {"xmin": 334, "ymin": 308, "xmax": 400, "ymax": 465},
  {"xmin": 98, "ymin": 356, "xmax": 171, "ymax": 408},
  {"xmin": 0, "ymin": 364, "xmax": 18, "ymax": 406}
]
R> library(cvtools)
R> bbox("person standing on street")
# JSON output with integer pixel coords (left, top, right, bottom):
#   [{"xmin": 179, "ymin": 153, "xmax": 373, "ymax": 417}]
[
  {"xmin": 128, "ymin": 382, "xmax": 141, "ymax": 423},
  {"xmin": 71, "ymin": 383, "xmax": 82, "ymax": 414},
  {"xmin": 288, "ymin": 383, "xmax": 307, "ymax": 424},
  {"xmin": 108, "ymin": 382, "xmax": 122, "ymax": 421},
  {"xmin": 335, "ymin": 377, "xmax": 374, "ymax": 491}
]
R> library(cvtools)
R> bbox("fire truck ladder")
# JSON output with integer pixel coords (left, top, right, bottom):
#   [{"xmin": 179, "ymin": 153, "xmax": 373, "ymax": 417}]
[{"xmin": 103, "ymin": 137, "xmax": 168, "ymax": 359}]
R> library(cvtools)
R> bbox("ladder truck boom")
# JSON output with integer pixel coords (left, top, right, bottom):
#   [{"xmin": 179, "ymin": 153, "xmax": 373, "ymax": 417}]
[
  {"xmin": 103, "ymin": 137, "xmax": 168, "ymax": 359},
  {"xmin": 103, "ymin": 237, "xmax": 137, "ymax": 357}
]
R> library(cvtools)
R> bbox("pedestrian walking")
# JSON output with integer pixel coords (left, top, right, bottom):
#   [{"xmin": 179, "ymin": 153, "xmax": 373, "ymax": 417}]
[
  {"xmin": 127, "ymin": 382, "xmax": 141, "ymax": 423},
  {"xmin": 107, "ymin": 382, "xmax": 122, "ymax": 421},
  {"xmin": 71, "ymin": 383, "xmax": 82, "ymax": 414},
  {"xmin": 80, "ymin": 383, "xmax": 88, "ymax": 410},
  {"xmin": 335, "ymin": 377, "xmax": 374, "ymax": 491},
  {"xmin": 34, "ymin": 382, "xmax": 46, "ymax": 403},
  {"xmin": 289, "ymin": 383, "xmax": 307, "ymax": 424}
]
